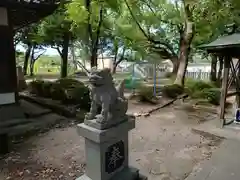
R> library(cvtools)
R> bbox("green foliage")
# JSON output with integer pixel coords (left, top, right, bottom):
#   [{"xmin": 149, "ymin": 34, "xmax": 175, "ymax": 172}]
[
  {"xmin": 39, "ymin": 3, "xmax": 73, "ymax": 48},
  {"xmin": 56, "ymin": 78, "xmax": 84, "ymax": 88},
  {"xmin": 41, "ymin": 81, "xmax": 54, "ymax": 98},
  {"xmin": 191, "ymin": 88, "xmax": 221, "ymax": 105},
  {"xmin": 202, "ymin": 88, "xmax": 221, "ymax": 105},
  {"xmin": 137, "ymin": 85, "xmax": 154, "ymax": 103},
  {"xmin": 28, "ymin": 78, "xmax": 90, "ymax": 110},
  {"xmin": 184, "ymin": 79, "xmax": 220, "ymax": 105},
  {"xmin": 162, "ymin": 84, "xmax": 184, "ymax": 98},
  {"xmin": 64, "ymin": 85, "xmax": 91, "ymax": 109},
  {"xmin": 124, "ymin": 78, "xmax": 143, "ymax": 89},
  {"xmin": 50, "ymin": 78, "xmax": 84, "ymax": 101},
  {"xmin": 28, "ymin": 80, "xmax": 46, "ymax": 96},
  {"xmin": 185, "ymin": 79, "xmax": 216, "ymax": 96}
]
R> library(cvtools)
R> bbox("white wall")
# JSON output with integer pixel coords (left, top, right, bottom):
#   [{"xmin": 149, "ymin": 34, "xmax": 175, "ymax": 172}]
[{"xmin": 77, "ymin": 57, "xmax": 114, "ymax": 70}]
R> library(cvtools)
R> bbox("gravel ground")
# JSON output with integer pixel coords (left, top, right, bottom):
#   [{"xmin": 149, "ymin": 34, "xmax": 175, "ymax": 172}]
[{"xmin": 0, "ymin": 104, "xmax": 222, "ymax": 180}]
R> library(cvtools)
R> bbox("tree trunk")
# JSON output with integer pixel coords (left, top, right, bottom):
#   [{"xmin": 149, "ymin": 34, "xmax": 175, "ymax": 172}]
[
  {"xmin": 90, "ymin": 6, "xmax": 103, "ymax": 68},
  {"xmin": 111, "ymin": 47, "xmax": 126, "ymax": 74},
  {"xmin": 174, "ymin": 3, "xmax": 194, "ymax": 86},
  {"xmin": 111, "ymin": 46, "xmax": 119, "ymax": 74},
  {"xmin": 30, "ymin": 62, "xmax": 35, "ymax": 76},
  {"xmin": 170, "ymin": 56, "xmax": 179, "ymax": 74},
  {"xmin": 23, "ymin": 44, "xmax": 32, "ymax": 75},
  {"xmin": 71, "ymin": 44, "xmax": 78, "ymax": 71},
  {"xmin": 60, "ymin": 32, "xmax": 70, "ymax": 78},
  {"xmin": 29, "ymin": 45, "xmax": 35, "ymax": 77},
  {"xmin": 210, "ymin": 54, "xmax": 217, "ymax": 82},
  {"xmin": 90, "ymin": 51, "xmax": 98, "ymax": 68},
  {"xmin": 112, "ymin": 63, "xmax": 117, "ymax": 74},
  {"xmin": 112, "ymin": 60, "xmax": 122, "ymax": 74}
]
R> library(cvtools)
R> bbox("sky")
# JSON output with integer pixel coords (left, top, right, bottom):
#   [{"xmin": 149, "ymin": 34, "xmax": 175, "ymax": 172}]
[{"xmin": 16, "ymin": 45, "xmax": 59, "ymax": 56}]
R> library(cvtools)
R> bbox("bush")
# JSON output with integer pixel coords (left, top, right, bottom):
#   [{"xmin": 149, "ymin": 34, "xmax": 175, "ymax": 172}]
[
  {"xmin": 63, "ymin": 85, "xmax": 91, "ymax": 110},
  {"xmin": 184, "ymin": 79, "xmax": 220, "ymax": 105},
  {"xmin": 137, "ymin": 85, "xmax": 154, "ymax": 103},
  {"xmin": 50, "ymin": 82, "xmax": 65, "ymax": 100},
  {"xmin": 56, "ymin": 78, "xmax": 84, "ymax": 88},
  {"xmin": 50, "ymin": 78, "xmax": 85, "ymax": 100},
  {"xmin": 124, "ymin": 78, "xmax": 143, "ymax": 90},
  {"xmin": 28, "ymin": 78, "xmax": 91, "ymax": 110},
  {"xmin": 192, "ymin": 88, "xmax": 221, "ymax": 105},
  {"xmin": 41, "ymin": 81, "xmax": 53, "ymax": 98},
  {"xmin": 204, "ymin": 88, "xmax": 221, "ymax": 105},
  {"xmin": 185, "ymin": 79, "xmax": 216, "ymax": 96},
  {"xmin": 28, "ymin": 80, "xmax": 45, "ymax": 96},
  {"xmin": 162, "ymin": 84, "xmax": 184, "ymax": 98}
]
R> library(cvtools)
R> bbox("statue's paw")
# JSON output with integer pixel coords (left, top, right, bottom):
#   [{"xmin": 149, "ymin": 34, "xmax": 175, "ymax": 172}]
[
  {"xmin": 96, "ymin": 115, "xmax": 107, "ymax": 124},
  {"xmin": 85, "ymin": 113, "xmax": 94, "ymax": 120}
]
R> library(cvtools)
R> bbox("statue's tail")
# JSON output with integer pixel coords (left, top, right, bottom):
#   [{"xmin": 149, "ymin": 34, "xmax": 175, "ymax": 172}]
[{"xmin": 116, "ymin": 80, "xmax": 125, "ymax": 98}]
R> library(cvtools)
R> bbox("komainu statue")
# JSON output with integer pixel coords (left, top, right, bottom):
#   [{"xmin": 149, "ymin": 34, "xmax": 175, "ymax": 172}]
[{"xmin": 84, "ymin": 67, "xmax": 128, "ymax": 127}]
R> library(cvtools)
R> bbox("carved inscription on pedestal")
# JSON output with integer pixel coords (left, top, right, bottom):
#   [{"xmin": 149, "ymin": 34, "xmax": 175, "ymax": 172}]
[{"xmin": 105, "ymin": 140, "xmax": 125, "ymax": 174}]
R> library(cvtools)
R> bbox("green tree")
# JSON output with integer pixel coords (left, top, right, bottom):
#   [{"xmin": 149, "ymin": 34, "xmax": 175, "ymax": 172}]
[
  {"xmin": 39, "ymin": 2, "xmax": 72, "ymax": 78},
  {"xmin": 67, "ymin": 0, "xmax": 122, "ymax": 68},
  {"xmin": 16, "ymin": 24, "xmax": 45, "ymax": 75},
  {"xmin": 118, "ymin": 0, "xmax": 196, "ymax": 86},
  {"xmin": 193, "ymin": 0, "xmax": 240, "ymax": 83}
]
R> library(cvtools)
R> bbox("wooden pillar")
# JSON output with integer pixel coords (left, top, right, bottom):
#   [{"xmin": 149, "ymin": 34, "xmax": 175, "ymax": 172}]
[
  {"xmin": 236, "ymin": 59, "xmax": 240, "ymax": 108},
  {"xmin": 219, "ymin": 56, "xmax": 230, "ymax": 128},
  {"xmin": 0, "ymin": 133, "xmax": 8, "ymax": 154},
  {"xmin": 0, "ymin": 7, "xmax": 17, "ymax": 107}
]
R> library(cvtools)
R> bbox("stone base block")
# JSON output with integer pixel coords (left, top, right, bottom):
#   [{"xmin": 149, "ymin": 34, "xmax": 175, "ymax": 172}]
[
  {"xmin": 84, "ymin": 116, "xmax": 128, "ymax": 130},
  {"xmin": 77, "ymin": 167, "xmax": 147, "ymax": 180}
]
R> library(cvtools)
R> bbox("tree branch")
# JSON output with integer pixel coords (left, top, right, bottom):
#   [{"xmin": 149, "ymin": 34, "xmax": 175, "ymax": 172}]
[
  {"xmin": 124, "ymin": 0, "xmax": 177, "ymax": 58},
  {"xmin": 56, "ymin": 47, "xmax": 64, "ymax": 59},
  {"xmin": 123, "ymin": 0, "xmax": 150, "ymax": 40},
  {"xmin": 150, "ymin": 40, "xmax": 177, "ymax": 57},
  {"xmin": 116, "ymin": 46, "xmax": 126, "ymax": 65},
  {"xmin": 34, "ymin": 49, "xmax": 46, "ymax": 61},
  {"xmin": 140, "ymin": 0, "xmax": 180, "ymax": 28}
]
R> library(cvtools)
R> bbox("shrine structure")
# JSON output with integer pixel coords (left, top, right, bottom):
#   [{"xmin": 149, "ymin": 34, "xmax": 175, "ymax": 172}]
[
  {"xmin": 201, "ymin": 24, "xmax": 240, "ymax": 128},
  {"xmin": 0, "ymin": 0, "xmax": 59, "ymax": 154}
]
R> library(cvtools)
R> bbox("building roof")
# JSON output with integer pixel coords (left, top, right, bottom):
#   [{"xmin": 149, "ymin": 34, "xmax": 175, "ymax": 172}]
[
  {"xmin": 0, "ymin": 0, "xmax": 59, "ymax": 30},
  {"xmin": 200, "ymin": 33, "xmax": 240, "ymax": 50}
]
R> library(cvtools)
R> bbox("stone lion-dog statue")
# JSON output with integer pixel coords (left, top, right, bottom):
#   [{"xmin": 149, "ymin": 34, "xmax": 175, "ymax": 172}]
[{"xmin": 85, "ymin": 67, "xmax": 128, "ymax": 126}]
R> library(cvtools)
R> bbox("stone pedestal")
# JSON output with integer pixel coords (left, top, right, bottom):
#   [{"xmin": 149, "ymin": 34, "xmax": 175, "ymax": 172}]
[{"xmin": 76, "ymin": 117, "xmax": 146, "ymax": 180}]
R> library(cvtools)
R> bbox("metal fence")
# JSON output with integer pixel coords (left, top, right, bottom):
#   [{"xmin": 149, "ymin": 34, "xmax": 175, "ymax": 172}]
[{"xmin": 185, "ymin": 71, "xmax": 211, "ymax": 80}]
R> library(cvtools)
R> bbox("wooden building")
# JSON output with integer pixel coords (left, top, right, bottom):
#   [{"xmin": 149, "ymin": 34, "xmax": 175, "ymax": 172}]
[
  {"xmin": 0, "ymin": 0, "xmax": 59, "ymax": 154},
  {"xmin": 201, "ymin": 25, "xmax": 240, "ymax": 128}
]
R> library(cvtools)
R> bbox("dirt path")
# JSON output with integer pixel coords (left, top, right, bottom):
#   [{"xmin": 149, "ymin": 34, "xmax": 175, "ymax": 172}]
[{"xmin": 0, "ymin": 106, "xmax": 222, "ymax": 180}]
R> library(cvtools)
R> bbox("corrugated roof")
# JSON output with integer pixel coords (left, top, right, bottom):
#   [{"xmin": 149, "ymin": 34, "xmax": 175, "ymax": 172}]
[{"xmin": 200, "ymin": 33, "xmax": 240, "ymax": 49}]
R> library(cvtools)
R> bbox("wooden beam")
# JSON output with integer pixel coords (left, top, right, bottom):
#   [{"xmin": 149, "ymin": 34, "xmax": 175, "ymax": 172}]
[
  {"xmin": 227, "ymin": 91, "xmax": 240, "ymax": 97},
  {"xmin": 219, "ymin": 56, "xmax": 231, "ymax": 128},
  {"xmin": 236, "ymin": 59, "xmax": 240, "ymax": 108}
]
